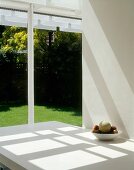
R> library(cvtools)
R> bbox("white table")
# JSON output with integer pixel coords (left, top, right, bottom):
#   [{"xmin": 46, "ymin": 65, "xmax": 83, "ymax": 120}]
[{"xmin": 0, "ymin": 121, "xmax": 133, "ymax": 170}]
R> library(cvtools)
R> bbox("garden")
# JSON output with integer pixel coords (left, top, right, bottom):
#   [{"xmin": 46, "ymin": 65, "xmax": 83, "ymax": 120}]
[{"xmin": 0, "ymin": 25, "xmax": 82, "ymax": 127}]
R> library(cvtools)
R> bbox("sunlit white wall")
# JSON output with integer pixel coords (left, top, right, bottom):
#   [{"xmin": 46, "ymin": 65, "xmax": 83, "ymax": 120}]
[{"xmin": 82, "ymin": 0, "xmax": 134, "ymax": 139}]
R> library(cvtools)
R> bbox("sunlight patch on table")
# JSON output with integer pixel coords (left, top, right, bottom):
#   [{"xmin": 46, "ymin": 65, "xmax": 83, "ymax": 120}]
[
  {"xmin": 36, "ymin": 130, "xmax": 63, "ymax": 136},
  {"xmin": 110, "ymin": 141, "xmax": 134, "ymax": 152},
  {"xmin": 55, "ymin": 136, "xmax": 96, "ymax": 145},
  {"xmin": 29, "ymin": 150, "xmax": 107, "ymax": 170},
  {"xmin": 87, "ymin": 146, "xmax": 127, "ymax": 158},
  {"xmin": 76, "ymin": 132, "xmax": 97, "ymax": 140},
  {"xmin": 57, "ymin": 127, "xmax": 78, "ymax": 132},
  {"xmin": 2, "ymin": 139, "xmax": 66, "ymax": 155},
  {"xmin": 0, "ymin": 133, "xmax": 38, "ymax": 142}
]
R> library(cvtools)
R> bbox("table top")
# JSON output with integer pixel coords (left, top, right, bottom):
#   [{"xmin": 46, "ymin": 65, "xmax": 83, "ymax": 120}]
[{"xmin": 0, "ymin": 121, "xmax": 133, "ymax": 170}]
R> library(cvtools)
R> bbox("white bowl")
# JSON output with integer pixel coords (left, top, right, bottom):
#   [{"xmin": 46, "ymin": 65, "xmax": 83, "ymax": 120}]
[{"xmin": 92, "ymin": 131, "xmax": 122, "ymax": 141}]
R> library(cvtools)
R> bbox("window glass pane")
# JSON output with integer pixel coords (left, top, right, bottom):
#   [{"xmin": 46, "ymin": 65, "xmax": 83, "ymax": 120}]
[
  {"xmin": 34, "ymin": 14, "xmax": 82, "ymax": 126},
  {"xmin": 0, "ymin": 9, "xmax": 27, "ymax": 27},
  {"xmin": 0, "ymin": 10, "xmax": 81, "ymax": 32},
  {"xmin": 0, "ymin": 9, "xmax": 28, "ymax": 127},
  {"xmin": 34, "ymin": 14, "xmax": 81, "ymax": 33}
]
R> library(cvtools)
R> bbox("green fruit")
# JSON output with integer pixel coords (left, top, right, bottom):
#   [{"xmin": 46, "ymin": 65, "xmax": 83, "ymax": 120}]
[{"xmin": 99, "ymin": 121, "xmax": 111, "ymax": 133}]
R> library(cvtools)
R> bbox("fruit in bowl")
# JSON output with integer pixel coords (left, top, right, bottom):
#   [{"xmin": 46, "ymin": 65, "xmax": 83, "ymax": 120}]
[
  {"xmin": 92, "ymin": 121, "xmax": 118, "ymax": 134},
  {"xmin": 92, "ymin": 121, "xmax": 120, "ymax": 140},
  {"xmin": 99, "ymin": 121, "xmax": 111, "ymax": 133}
]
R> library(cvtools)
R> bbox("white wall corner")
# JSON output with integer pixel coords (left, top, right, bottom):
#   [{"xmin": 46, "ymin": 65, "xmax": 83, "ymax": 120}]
[{"xmin": 82, "ymin": 0, "xmax": 134, "ymax": 139}]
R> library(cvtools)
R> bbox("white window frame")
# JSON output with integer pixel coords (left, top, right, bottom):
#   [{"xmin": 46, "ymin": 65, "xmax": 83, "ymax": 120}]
[{"xmin": 28, "ymin": 3, "xmax": 34, "ymax": 124}]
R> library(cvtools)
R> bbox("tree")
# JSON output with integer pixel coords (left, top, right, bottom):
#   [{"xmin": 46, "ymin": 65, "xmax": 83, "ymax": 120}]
[
  {"xmin": 1, "ymin": 26, "xmax": 27, "ymax": 53},
  {"xmin": 0, "ymin": 27, "xmax": 49, "ymax": 63},
  {"xmin": 0, "ymin": 26, "xmax": 82, "ymax": 109}
]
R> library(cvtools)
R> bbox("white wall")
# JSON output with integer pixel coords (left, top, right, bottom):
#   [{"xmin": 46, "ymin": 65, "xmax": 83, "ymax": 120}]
[{"xmin": 82, "ymin": 0, "xmax": 134, "ymax": 139}]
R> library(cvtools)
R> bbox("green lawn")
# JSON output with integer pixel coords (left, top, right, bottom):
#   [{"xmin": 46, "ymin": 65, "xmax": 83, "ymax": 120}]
[{"xmin": 0, "ymin": 105, "xmax": 82, "ymax": 127}]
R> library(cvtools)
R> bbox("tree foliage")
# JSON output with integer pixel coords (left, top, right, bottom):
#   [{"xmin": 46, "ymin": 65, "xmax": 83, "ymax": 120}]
[
  {"xmin": 0, "ymin": 26, "xmax": 82, "ymax": 109},
  {"xmin": 0, "ymin": 26, "xmax": 27, "ymax": 52}
]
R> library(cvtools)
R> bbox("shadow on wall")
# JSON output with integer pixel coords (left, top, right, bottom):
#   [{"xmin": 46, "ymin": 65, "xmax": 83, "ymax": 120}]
[
  {"xmin": 89, "ymin": 0, "xmax": 134, "ymax": 93},
  {"xmin": 82, "ymin": 0, "xmax": 134, "ymax": 138},
  {"xmin": 83, "ymin": 34, "xmax": 129, "ymax": 138}
]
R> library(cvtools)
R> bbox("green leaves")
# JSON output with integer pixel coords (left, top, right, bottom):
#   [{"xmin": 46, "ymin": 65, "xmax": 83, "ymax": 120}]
[{"xmin": 1, "ymin": 26, "xmax": 27, "ymax": 52}]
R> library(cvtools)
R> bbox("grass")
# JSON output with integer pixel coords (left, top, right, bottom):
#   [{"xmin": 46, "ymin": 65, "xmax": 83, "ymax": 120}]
[{"xmin": 0, "ymin": 104, "xmax": 82, "ymax": 127}]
